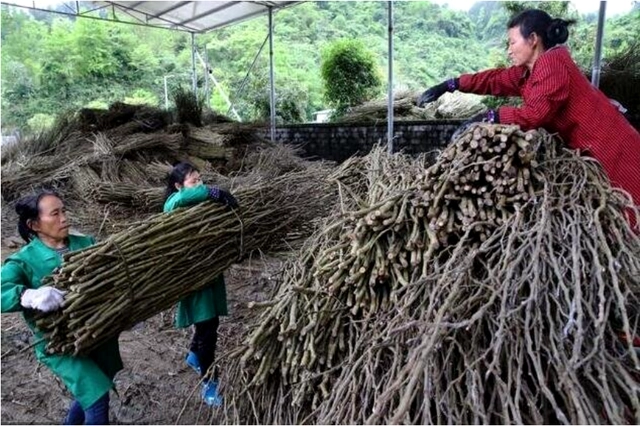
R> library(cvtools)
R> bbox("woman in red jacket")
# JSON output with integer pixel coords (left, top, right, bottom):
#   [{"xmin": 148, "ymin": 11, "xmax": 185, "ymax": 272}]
[{"xmin": 417, "ymin": 9, "xmax": 640, "ymax": 225}]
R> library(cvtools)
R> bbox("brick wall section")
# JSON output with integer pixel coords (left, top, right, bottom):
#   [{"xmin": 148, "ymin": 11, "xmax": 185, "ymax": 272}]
[{"xmin": 258, "ymin": 120, "xmax": 465, "ymax": 163}]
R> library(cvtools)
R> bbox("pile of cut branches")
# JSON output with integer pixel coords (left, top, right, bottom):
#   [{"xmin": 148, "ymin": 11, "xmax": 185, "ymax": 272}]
[
  {"xmin": 0, "ymin": 100, "xmax": 278, "ymax": 237},
  {"xmin": 35, "ymin": 164, "xmax": 335, "ymax": 356},
  {"xmin": 219, "ymin": 124, "xmax": 640, "ymax": 425},
  {"xmin": 339, "ymin": 91, "xmax": 486, "ymax": 123}
]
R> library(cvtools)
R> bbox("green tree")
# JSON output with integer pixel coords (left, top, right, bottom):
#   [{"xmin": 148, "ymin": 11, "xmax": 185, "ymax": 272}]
[
  {"xmin": 502, "ymin": 1, "xmax": 572, "ymax": 18},
  {"xmin": 320, "ymin": 38, "xmax": 382, "ymax": 117},
  {"xmin": 1, "ymin": 2, "xmax": 637, "ymax": 130}
]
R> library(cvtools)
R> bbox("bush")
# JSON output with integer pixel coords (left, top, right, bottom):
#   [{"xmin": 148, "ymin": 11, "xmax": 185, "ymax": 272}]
[
  {"xmin": 320, "ymin": 38, "xmax": 382, "ymax": 118},
  {"xmin": 124, "ymin": 88, "xmax": 159, "ymax": 106},
  {"xmin": 27, "ymin": 113, "xmax": 55, "ymax": 133},
  {"xmin": 85, "ymin": 99, "xmax": 109, "ymax": 109}
]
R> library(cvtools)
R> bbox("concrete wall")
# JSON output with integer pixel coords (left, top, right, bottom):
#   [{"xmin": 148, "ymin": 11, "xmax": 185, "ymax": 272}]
[{"xmin": 260, "ymin": 120, "xmax": 464, "ymax": 163}]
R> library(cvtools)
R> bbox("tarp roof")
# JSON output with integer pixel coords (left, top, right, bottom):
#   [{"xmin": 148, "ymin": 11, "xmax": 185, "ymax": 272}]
[
  {"xmin": 93, "ymin": 1, "xmax": 300, "ymax": 32},
  {"xmin": 0, "ymin": 1, "xmax": 300, "ymax": 33}
]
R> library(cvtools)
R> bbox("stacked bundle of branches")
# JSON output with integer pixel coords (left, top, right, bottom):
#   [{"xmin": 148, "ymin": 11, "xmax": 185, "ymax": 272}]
[
  {"xmin": 78, "ymin": 102, "xmax": 170, "ymax": 133},
  {"xmin": 34, "ymin": 163, "xmax": 336, "ymax": 356},
  {"xmin": 1, "ymin": 155, "xmax": 76, "ymax": 201},
  {"xmin": 76, "ymin": 144, "xmax": 322, "ymax": 213},
  {"xmin": 427, "ymin": 91, "xmax": 487, "ymax": 119},
  {"xmin": 0, "ymin": 102, "xmax": 268, "ymax": 204},
  {"xmin": 339, "ymin": 91, "xmax": 488, "ymax": 123},
  {"xmin": 1, "ymin": 130, "xmax": 182, "ymax": 201},
  {"xmin": 422, "ymin": 124, "xmax": 543, "ymax": 248},
  {"xmin": 185, "ymin": 127, "xmax": 235, "ymax": 160},
  {"xmin": 82, "ymin": 182, "xmax": 164, "ymax": 211},
  {"xmin": 339, "ymin": 95, "xmax": 433, "ymax": 123},
  {"xmin": 1, "ymin": 112, "xmax": 84, "ymax": 165},
  {"xmin": 238, "ymin": 143, "xmax": 329, "ymax": 178},
  {"xmin": 61, "ymin": 143, "xmax": 321, "ymax": 238},
  {"xmin": 220, "ymin": 125, "xmax": 640, "ymax": 425}
]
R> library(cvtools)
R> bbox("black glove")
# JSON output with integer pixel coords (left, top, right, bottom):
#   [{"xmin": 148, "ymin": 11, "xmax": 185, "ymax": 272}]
[
  {"xmin": 208, "ymin": 186, "xmax": 239, "ymax": 209},
  {"xmin": 416, "ymin": 78, "xmax": 459, "ymax": 107},
  {"xmin": 451, "ymin": 109, "xmax": 499, "ymax": 141}
]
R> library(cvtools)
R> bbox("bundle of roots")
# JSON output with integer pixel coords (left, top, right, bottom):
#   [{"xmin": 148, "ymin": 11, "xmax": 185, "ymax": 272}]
[
  {"xmin": 219, "ymin": 124, "xmax": 640, "ymax": 425},
  {"xmin": 35, "ymin": 163, "xmax": 335, "ymax": 356}
]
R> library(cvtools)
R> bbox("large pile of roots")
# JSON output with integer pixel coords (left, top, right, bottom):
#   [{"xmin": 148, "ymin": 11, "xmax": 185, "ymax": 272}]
[{"xmin": 219, "ymin": 124, "xmax": 640, "ymax": 425}]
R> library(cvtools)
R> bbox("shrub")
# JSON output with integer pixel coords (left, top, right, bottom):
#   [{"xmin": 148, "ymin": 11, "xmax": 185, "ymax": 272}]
[{"xmin": 320, "ymin": 38, "xmax": 382, "ymax": 118}]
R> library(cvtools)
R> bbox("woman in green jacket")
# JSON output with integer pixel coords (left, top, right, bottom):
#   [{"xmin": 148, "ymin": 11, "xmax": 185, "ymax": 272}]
[
  {"xmin": 1, "ymin": 190, "xmax": 123, "ymax": 425},
  {"xmin": 163, "ymin": 162, "xmax": 238, "ymax": 406}
]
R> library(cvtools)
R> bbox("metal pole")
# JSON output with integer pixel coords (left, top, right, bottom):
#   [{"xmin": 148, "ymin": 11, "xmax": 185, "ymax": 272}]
[
  {"xmin": 387, "ymin": 0, "xmax": 394, "ymax": 154},
  {"xmin": 268, "ymin": 7, "xmax": 276, "ymax": 143},
  {"xmin": 204, "ymin": 46, "xmax": 210, "ymax": 108},
  {"xmin": 196, "ymin": 51, "xmax": 242, "ymax": 120},
  {"xmin": 591, "ymin": 1, "xmax": 606, "ymax": 87},
  {"xmin": 191, "ymin": 32, "xmax": 197, "ymax": 94},
  {"xmin": 228, "ymin": 34, "xmax": 269, "ymax": 116}
]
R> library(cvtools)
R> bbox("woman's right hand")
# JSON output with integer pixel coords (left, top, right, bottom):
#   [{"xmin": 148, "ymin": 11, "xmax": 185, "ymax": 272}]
[
  {"xmin": 416, "ymin": 78, "xmax": 459, "ymax": 107},
  {"xmin": 20, "ymin": 286, "xmax": 66, "ymax": 312}
]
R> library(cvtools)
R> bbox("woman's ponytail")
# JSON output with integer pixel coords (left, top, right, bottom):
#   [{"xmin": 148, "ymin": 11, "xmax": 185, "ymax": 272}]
[{"xmin": 546, "ymin": 18, "xmax": 576, "ymax": 46}]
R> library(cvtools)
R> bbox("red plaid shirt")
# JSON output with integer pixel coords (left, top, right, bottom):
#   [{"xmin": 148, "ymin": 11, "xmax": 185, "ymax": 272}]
[{"xmin": 459, "ymin": 46, "xmax": 640, "ymax": 212}]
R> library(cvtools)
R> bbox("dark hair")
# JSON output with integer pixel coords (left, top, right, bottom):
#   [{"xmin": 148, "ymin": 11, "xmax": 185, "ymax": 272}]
[
  {"xmin": 508, "ymin": 9, "xmax": 576, "ymax": 49},
  {"xmin": 15, "ymin": 190, "xmax": 62, "ymax": 243},
  {"xmin": 164, "ymin": 162, "xmax": 199, "ymax": 201}
]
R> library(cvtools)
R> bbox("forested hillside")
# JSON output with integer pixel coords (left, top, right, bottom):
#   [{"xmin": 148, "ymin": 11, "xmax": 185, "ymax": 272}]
[{"xmin": 1, "ymin": 1, "xmax": 638, "ymax": 132}]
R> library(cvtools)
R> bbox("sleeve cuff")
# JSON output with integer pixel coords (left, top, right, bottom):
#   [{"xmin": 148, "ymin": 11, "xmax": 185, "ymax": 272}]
[
  {"xmin": 208, "ymin": 186, "xmax": 220, "ymax": 200},
  {"xmin": 496, "ymin": 106, "xmax": 516, "ymax": 124}
]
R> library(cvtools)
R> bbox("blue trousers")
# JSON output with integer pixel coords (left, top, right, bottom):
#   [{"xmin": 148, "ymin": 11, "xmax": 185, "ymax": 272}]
[{"xmin": 63, "ymin": 392, "xmax": 109, "ymax": 425}]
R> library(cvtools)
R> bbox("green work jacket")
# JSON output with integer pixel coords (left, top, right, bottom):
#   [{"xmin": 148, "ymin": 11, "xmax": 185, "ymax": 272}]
[
  {"xmin": 163, "ymin": 185, "xmax": 228, "ymax": 328},
  {"xmin": 1, "ymin": 235, "xmax": 123, "ymax": 409}
]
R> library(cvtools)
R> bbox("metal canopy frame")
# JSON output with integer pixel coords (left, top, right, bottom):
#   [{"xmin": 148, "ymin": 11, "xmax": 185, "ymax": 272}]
[
  {"xmin": 93, "ymin": 1, "xmax": 299, "ymax": 33},
  {"xmin": 0, "ymin": 1, "xmax": 299, "ymax": 33},
  {"xmin": 1, "ymin": 1, "xmax": 298, "ymax": 141}
]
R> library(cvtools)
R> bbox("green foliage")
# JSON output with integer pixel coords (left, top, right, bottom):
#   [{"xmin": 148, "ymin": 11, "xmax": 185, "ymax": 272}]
[
  {"xmin": 85, "ymin": 99, "xmax": 110, "ymax": 109},
  {"xmin": 124, "ymin": 89, "xmax": 160, "ymax": 107},
  {"xmin": 26, "ymin": 113, "xmax": 55, "ymax": 133},
  {"xmin": 320, "ymin": 38, "xmax": 382, "ymax": 116},
  {"xmin": 502, "ymin": 1, "xmax": 571, "ymax": 18},
  {"xmin": 1, "ymin": 2, "xmax": 638, "ymax": 130}
]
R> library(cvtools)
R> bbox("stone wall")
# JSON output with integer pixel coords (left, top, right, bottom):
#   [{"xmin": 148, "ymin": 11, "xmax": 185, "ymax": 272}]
[{"xmin": 260, "ymin": 120, "xmax": 464, "ymax": 163}]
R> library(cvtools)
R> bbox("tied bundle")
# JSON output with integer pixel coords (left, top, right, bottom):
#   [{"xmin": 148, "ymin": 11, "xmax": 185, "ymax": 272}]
[
  {"xmin": 220, "ymin": 125, "xmax": 640, "ymax": 425},
  {"xmin": 35, "ymin": 165, "xmax": 335, "ymax": 356}
]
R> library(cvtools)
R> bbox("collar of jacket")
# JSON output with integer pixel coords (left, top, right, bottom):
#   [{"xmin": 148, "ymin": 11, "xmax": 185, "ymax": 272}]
[
  {"xmin": 523, "ymin": 45, "xmax": 567, "ymax": 80},
  {"xmin": 29, "ymin": 237, "xmax": 68, "ymax": 261}
]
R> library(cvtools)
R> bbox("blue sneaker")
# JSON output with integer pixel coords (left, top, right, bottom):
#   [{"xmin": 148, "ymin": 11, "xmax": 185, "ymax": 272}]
[
  {"xmin": 201, "ymin": 380, "xmax": 223, "ymax": 407},
  {"xmin": 185, "ymin": 351, "xmax": 201, "ymax": 375}
]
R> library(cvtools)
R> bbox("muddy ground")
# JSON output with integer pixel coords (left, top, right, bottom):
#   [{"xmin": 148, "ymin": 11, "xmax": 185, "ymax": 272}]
[{"xmin": 1, "ymin": 201, "xmax": 282, "ymax": 424}]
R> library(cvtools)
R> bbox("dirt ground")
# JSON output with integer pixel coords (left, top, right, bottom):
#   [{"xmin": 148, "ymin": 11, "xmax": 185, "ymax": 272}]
[{"xmin": 1, "ymin": 201, "xmax": 282, "ymax": 424}]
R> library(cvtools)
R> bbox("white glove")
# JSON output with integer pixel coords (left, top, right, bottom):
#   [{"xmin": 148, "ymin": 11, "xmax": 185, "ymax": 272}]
[{"xmin": 20, "ymin": 286, "xmax": 66, "ymax": 312}]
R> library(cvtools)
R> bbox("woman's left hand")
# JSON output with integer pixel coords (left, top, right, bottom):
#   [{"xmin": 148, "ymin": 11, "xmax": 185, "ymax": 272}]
[
  {"xmin": 451, "ymin": 109, "xmax": 499, "ymax": 141},
  {"xmin": 209, "ymin": 186, "xmax": 239, "ymax": 209},
  {"xmin": 219, "ymin": 189, "xmax": 239, "ymax": 209}
]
